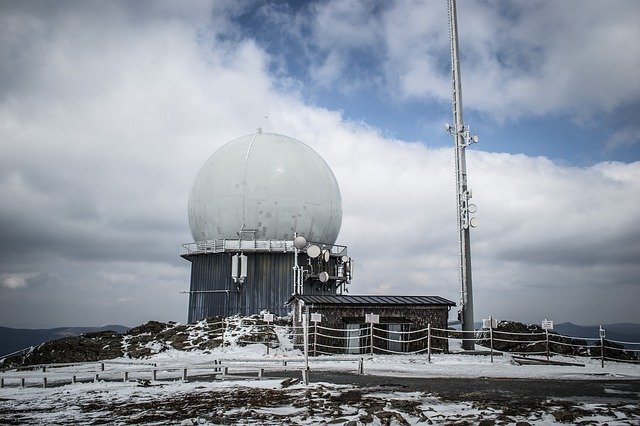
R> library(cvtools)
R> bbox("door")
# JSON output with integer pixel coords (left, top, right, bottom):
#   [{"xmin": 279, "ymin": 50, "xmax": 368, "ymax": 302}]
[
  {"xmin": 346, "ymin": 323, "xmax": 361, "ymax": 354},
  {"xmin": 387, "ymin": 324, "xmax": 403, "ymax": 353}
]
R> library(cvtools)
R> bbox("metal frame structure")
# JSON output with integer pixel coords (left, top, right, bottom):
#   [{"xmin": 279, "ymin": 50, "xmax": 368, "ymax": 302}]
[
  {"xmin": 447, "ymin": 0, "xmax": 478, "ymax": 350},
  {"xmin": 181, "ymin": 236, "xmax": 354, "ymax": 321}
]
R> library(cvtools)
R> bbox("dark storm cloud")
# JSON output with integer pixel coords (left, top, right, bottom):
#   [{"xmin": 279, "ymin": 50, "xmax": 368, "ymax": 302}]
[{"xmin": 0, "ymin": 0, "xmax": 638, "ymax": 328}]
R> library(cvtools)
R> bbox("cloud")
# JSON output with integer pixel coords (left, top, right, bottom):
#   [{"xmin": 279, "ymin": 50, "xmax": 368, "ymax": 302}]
[
  {"xmin": 277, "ymin": 0, "xmax": 640, "ymax": 123},
  {"xmin": 388, "ymin": 0, "xmax": 640, "ymax": 120},
  {"xmin": 2, "ymin": 275, "xmax": 27, "ymax": 289},
  {"xmin": 605, "ymin": 126, "xmax": 640, "ymax": 152},
  {"xmin": 1, "ymin": 272, "xmax": 56, "ymax": 290},
  {"xmin": 0, "ymin": 1, "xmax": 638, "ymax": 328}
]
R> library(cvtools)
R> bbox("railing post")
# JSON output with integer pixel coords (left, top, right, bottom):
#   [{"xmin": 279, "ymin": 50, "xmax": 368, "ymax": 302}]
[
  {"xmin": 369, "ymin": 323, "xmax": 374, "ymax": 355},
  {"xmin": 152, "ymin": 369, "xmax": 157, "ymax": 381},
  {"xmin": 303, "ymin": 306, "xmax": 309, "ymax": 373},
  {"xmin": 545, "ymin": 329, "xmax": 550, "ymax": 362},
  {"xmin": 123, "ymin": 371, "xmax": 129, "ymax": 382},
  {"xmin": 42, "ymin": 377, "xmax": 47, "ymax": 388},
  {"xmin": 222, "ymin": 320, "xmax": 227, "ymax": 348},
  {"xmin": 358, "ymin": 357, "xmax": 364, "ymax": 375},
  {"xmin": 599, "ymin": 325, "xmax": 605, "ymax": 368},
  {"xmin": 265, "ymin": 324, "xmax": 270, "ymax": 355},
  {"xmin": 489, "ymin": 315, "xmax": 494, "ymax": 364},
  {"xmin": 313, "ymin": 322, "xmax": 317, "ymax": 357},
  {"xmin": 182, "ymin": 368, "xmax": 187, "ymax": 381},
  {"xmin": 427, "ymin": 323, "xmax": 432, "ymax": 363}
]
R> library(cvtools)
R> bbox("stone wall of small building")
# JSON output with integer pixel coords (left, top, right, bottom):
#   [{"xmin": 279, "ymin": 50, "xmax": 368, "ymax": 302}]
[{"xmin": 292, "ymin": 302, "xmax": 451, "ymax": 354}]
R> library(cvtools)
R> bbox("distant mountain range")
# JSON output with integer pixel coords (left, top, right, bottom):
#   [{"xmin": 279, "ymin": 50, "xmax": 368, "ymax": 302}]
[
  {"xmin": 0, "ymin": 325, "xmax": 129, "ymax": 357},
  {"xmin": 461, "ymin": 321, "xmax": 640, "ymax": 344},
  {"xmin": 553, "ymin": 322, "xmax": 640, "ymax": 344}
]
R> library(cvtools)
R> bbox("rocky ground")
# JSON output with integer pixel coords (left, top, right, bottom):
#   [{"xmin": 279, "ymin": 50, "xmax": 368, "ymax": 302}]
[
  {"xmin": 1, "ymin": 375, "xmax": 638, "ymax": 425},
  {"xmin": 2, "ymin": 315, "xmax": 287, "ymax": 368}
]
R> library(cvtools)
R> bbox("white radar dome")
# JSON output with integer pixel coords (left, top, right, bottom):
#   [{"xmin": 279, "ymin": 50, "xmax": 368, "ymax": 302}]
[{"xmin": 188, "ymin": 132, "xmax": 343, "ymax": 244}]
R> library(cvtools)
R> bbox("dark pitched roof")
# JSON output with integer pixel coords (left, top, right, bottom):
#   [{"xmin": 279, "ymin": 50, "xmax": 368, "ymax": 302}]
[{"xmin": 286, "ymin": 294, "xmax": 455, "ymax": 307}]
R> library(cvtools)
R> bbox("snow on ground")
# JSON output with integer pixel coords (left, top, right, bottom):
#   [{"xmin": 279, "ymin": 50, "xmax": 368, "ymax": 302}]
[
  {"xmin": 1, "ymin": 346, "xmax": 639, "ymax": 424},
  {"xmin": 112, "ymin": 342, "xmax": 640, "ymax": 380},
  {"xmin": 1, "ymin": 370, "xmax": 638, "ymax": 425},
  {"xmin": 3, "ymin": 343, "xmax": 639, "ymax": 384}
]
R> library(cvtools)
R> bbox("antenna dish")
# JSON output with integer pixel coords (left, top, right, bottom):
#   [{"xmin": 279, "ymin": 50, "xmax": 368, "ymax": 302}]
[
  {"xmin": 319, "ymin": 271, "xmax": 329, "ymax": 283},
  {"xmin": 293, "ymin": 236, "xmax": 307, "ymax": 250},
  {"xmin": 472, "ymin": 134, "xmax": 479, "ymax": 143},
  {"xmin": 470, "ymin": 217, "xmax": 478, "ymax": 228},
  {"xmin": 322, "ymin": 249, "xmax": 330, "ymax": 262},
  {"xmin": 341, "ymin": 255, "xmax": 349, "ymax": 263},
  {"xmin": 468, "ymin": 204, "xmax": 477, "ymax": 213},
  {"xmin": 306, "ymin": 244, "xmax": 321, "ymax": 258}
]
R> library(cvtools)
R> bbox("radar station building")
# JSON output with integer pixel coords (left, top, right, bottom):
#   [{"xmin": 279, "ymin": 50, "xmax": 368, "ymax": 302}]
[{"xmin": 181, "ymin": 132, "xmax": 353, "ymax": 322}]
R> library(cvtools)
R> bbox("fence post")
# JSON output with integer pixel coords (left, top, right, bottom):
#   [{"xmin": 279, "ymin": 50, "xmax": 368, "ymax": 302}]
[
  {"xmin": 313, "ymin": 322, "xmax": 317, "ymax": 357},
  {"xmin": 123, "ymin": 371, "xmax": 129, "ymax": 382},
  {"xmin": 1, "ymin": 378, "xmax": 4, "ymax": 388},
  {"xmin": 222, "ymin": 319, "xmax": 227, "ymax": 348},
  {"xmin": 101, "ymin": 362, "xmax": 105, "ymax": 371},
  {"xmin": 182, "ymin": 368, "xmax": 187, "ymax": 381},
  {"xmin": 358, "ymin": 357, "xmax": 364, "ymax": 374},
  {"xmin": 599, "ymin": 325, "xmax": 605, "ymax": 368},
  {"xmin": 42, "ymin": 377, "xmax": 47, "ymax": 388},
  {"xmin": 152, "ymin": 369, "xmax": 157, "ymax": 381},
  {"xmin": 489, "ymin": 316, "xmax": 494, "ymax": 364},
  {"xmin": 545, "ymin": 329, "xmax": 550, "ymax": 362},
  {"xmin": 265, "ymin": 324, "xmax": 270, "ymax": 355},
  {"xmin": 303, "ymin": 307, "xmax": 309, "ymax": 373},
  {"xmin": 369, "ymin": 323, "xmax": 374, "ymax": 355},
  {"xmin": 21, "ymin": 378, "xmax": 25, "ymax": 387},
  {"xmin": 427, "ymin": 323, "xmax": 432, "ymax": 363}
]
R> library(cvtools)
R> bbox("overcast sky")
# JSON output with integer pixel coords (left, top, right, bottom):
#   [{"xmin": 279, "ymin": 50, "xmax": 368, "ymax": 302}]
[{"xmin": 1, "ymin": 0, "xmax": 639, "ymax": 329}]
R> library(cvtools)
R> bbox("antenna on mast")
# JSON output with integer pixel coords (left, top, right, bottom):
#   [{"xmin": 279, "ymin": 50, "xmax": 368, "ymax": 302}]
[{"xmin": 446, "ymin": 0, "xmax": 478, "ymax": 351}]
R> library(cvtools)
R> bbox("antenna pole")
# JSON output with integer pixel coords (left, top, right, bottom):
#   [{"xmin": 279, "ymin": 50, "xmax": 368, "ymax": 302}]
[{"xmin": 447, "ymin": 0, "xmax": 476, "ymax": 350}]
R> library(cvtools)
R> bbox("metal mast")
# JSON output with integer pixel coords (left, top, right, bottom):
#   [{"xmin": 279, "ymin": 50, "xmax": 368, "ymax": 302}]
[{"xmin": 447, "ymin": 0, "xmax": 478, "ymax": 350}]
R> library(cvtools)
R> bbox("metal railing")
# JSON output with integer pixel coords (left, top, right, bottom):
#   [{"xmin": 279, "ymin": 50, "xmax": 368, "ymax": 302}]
[
  {"xmin": 0, "ymin": 346, "xmax": 34, "ymax": 364},
  {"xmin": 307, "ymin": 322, "xmax": 640, "ymax": 366},
  {"xmin": 181, "ymin": 239, "xmax": 296, "ymax": 255},
  {"xmin": 180, "ymin": 239, "xmax": 348, "ymax": 256}
]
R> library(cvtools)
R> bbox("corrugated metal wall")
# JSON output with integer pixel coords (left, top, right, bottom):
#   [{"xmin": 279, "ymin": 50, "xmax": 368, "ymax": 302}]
[{"xmin": 186, "ymin": 252, "xmax": 338, "ymax": 322}]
